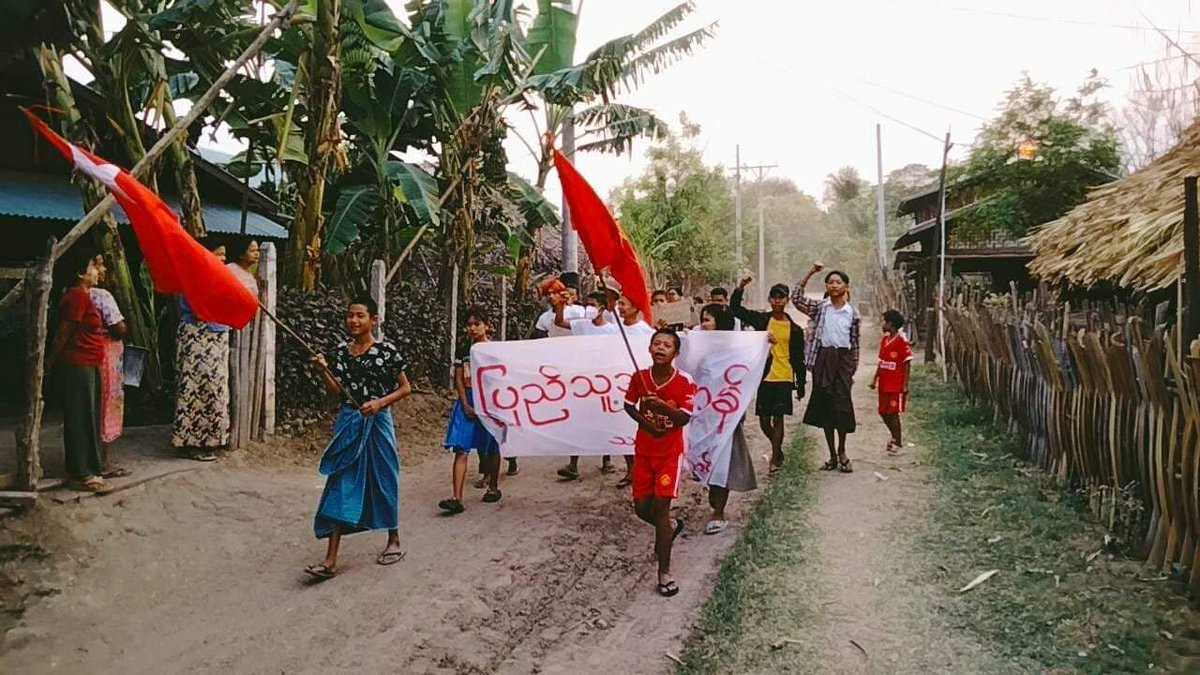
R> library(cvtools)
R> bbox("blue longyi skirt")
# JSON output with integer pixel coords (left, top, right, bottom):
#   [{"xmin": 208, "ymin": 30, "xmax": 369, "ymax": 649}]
[
  {"xmin": 444, "ymin": 389, "xmax": 499, "ymax": 454},
  {"xmin": 313, "ymin": 406, "xmax": 399, "ymax": 539}
]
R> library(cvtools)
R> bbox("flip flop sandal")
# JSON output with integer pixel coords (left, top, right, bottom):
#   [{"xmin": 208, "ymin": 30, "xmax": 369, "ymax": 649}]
[
  {"xmin": 438, "ymin": 498, "xmax": 465, "ymax": 514},
  {"xmin": 820, "ymin": 459, "xmax": 839, "ymax": 471},
  {"xmin": 704, "ymin": 520, "xmax": 728, "ymax": 535},
  {"xmin": 376, "ymin": 550, "xmax": 406, "ymax": 566},
  {"xmin": 657, "ymin": 580, "xmax": 679, "ymax": 597},
  {"xmin": 615, "ymin": 477, "xmax": 633, "ymax": 489},
  {"xmin": 482, "ymin": 489, "xmax": 502, "ymax": 503},
  {"xmin": 838, "ymin": 459, "xmax": 854, "ymax": 474},
  {"xmin": 505, "ymin": 461, "xmax": 519, "ymax": 476},
  {"xmin": 556, "ymin": 467, "xmax": 580, "ymax": 481},
  {"xmin": 673, "ymin": 518, "xmax": 685, "ymax": 541},
  {"xmin": 189, "ymin": 452, "xmax": 218, "ymax": 462},
  {"xmin": 473, "ymin": 477, "xmax": 488, "ymax": 489},
  {"xmin": 101, "ymin": 465, "xmax": 132, "ymax": 479},
  {"xmin": 71, "ymin": 477, "xmax": 111, "ymax": 493},
  {"xmin": 600, "ymin": 463, "xmax": 617, "ymax": 474},
  {"xmin": 304, "ymin": 564, "xmax": 336, "ymax": 580}
]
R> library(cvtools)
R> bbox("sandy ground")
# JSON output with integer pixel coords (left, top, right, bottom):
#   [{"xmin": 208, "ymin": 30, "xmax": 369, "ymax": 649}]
[
  {"xmin": 0, "ymin": 394, "xmax": 772, "ymax": 674},
  {"xmin": 792, "ymin": 328, "xmax": 1020, "ymax": 674}
]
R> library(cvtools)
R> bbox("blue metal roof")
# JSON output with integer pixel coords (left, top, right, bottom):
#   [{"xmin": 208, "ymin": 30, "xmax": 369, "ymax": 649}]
[{"xmin": 0, "ymin": 169, "xmax": 289, "ymax": 240}]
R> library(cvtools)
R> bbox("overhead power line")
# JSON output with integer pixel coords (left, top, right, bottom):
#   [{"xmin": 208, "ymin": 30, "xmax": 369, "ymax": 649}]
[{"xmin": 950, "ymin": 7, "xmax": 1200, "ymax": 34}]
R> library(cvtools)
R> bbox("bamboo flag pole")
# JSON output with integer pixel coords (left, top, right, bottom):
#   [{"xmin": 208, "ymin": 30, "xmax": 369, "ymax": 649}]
[{"xmin": 48, "ymin": 0, "xmax": 301, "ymax": 261}]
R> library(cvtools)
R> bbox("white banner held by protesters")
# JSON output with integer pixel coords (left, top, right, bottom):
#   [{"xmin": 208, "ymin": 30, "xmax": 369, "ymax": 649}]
[{"xmin": 471, "ymin": 332, "xmax": 769, "ymax": 463}]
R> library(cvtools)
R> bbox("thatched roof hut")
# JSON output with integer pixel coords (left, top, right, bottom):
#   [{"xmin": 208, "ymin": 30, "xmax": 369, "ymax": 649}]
[{"xmin": 1026, "ymin": 123, "xmax": 1197, "ymax": 293}]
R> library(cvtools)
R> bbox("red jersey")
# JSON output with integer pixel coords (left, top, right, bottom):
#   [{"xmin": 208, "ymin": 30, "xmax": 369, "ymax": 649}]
[
  {"xmin": 877, "ymin": 332, "xmax": 913, "ymax": 393},
  {"xmin": 58, "ymin": 286, "xmax": 107, "ymax": 367},
  {"xmin": 624, "ymin": 367, "xmax": 696, "ymax": 458}
]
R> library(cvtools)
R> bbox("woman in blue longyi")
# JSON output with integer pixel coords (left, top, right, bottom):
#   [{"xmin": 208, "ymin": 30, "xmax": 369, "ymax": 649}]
[{"xmin": 305, "ymin": 295, "xmax": 411, "ymax": 581}]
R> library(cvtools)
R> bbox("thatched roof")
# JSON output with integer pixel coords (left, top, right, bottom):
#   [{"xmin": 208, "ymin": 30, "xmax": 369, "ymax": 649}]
[{"xmin": 1026, "ymin": 123, "xmax": 1197, "ymax": 292}]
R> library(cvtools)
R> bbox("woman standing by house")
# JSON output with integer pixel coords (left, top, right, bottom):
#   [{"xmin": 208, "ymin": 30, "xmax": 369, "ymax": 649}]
[
  {"xmin": 225, "ymin": 239, "xmax": 261, "ymax": 296},
  {"xmin": 48, "ymin": 251, "xmax": 110, "ymax": 493},
  {"xmin": 791, "ymin": 262, "xmax": 861, "ymax": 473},
  {"xmin": 89, "ymin": 255, "xmax": 130, "ymax": 478},
  {"xmin": 172, "ymin": 237, "xmax": 231, "ymax": 462}
]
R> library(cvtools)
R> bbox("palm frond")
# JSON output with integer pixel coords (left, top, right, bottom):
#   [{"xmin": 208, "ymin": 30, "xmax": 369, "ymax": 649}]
[
  {"xmin": 574, "ymin": 103, "xmax": 670, "ymax": 155},
  {"xmin": 615, "ymin": 25, "xmax": 716, "ymax": 93}
]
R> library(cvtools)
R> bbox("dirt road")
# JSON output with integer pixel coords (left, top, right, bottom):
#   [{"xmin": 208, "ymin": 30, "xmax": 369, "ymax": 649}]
[{"xmin": 0, "ymin": 408, "xmax": 774, "ymax": 674}]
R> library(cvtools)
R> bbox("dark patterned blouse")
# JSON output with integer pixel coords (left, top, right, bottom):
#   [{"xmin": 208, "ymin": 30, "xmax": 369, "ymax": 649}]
[{"xmin": 326, "ymin": 341, "xmax": 407, "ymax": 405}]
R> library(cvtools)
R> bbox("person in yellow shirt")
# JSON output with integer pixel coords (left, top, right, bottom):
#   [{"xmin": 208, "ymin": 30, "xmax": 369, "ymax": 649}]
[{"xmin": 730, "ymin": 277, "xmax": 807, "ymax": 474}]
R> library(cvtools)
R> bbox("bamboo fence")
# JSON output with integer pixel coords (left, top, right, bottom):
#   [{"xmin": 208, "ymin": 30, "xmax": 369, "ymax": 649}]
[{"xmin": 942, "ymin": 302, "xmax": 1200, "ymax": 595}]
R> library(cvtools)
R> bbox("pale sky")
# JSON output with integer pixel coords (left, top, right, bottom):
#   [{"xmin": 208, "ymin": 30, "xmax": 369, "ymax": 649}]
[
  {"xmin": 512, "ymin": 0, "xmax": 1198, "ymax": 203},
  {"xmin": 93, "ymin": 1, "xmax": 1199, "ymax": 203}
]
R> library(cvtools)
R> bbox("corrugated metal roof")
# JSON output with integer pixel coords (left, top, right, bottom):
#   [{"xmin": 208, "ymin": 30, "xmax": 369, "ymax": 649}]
[{"xmin": 0, "ymin": 169, "xmax": 288, "ymax": 240}]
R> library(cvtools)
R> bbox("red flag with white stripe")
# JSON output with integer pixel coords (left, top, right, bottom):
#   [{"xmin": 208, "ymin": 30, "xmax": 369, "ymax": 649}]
[{"xmin": 23, "ymin": 108, "xmax": 258, "ymax": 329}]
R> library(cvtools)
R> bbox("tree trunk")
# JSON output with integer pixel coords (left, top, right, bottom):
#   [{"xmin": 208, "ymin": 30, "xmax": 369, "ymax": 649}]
[
  {"xmin": 284, "ymin": 0, "xmax": 344, "ymax": 290},
  {"xmin": 159, "ymin": 98, "xmax": 206, "ymax": 237},
  {"xmin": 37, "ymin": 43, "xmax": 162, "ymax": 389}
]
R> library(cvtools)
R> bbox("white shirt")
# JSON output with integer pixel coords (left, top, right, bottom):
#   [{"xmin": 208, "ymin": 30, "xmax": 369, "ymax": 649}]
[
  {"xmin": 818, "ymin": 302, "xmax": 854, "ymax": 348},
  {"xmin": 577, "ymin": 318, "xmax": 654, "ymax": 337},
  {"xmin": 537, "ymin": 304, "xmax": 588, "ymax": 337}
]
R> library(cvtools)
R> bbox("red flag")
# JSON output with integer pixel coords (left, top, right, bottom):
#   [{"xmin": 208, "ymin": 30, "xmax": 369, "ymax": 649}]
[
  {"xmin": 23, "ymin": 109, "xmax": 258, "ymax": 329},
  {"xmin": 551, "ymin": 147, "xmax": 654, "ymax": 324}
]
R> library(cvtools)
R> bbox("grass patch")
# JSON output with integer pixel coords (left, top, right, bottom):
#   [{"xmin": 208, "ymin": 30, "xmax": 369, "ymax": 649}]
[
  {"xmin": 908, "ymin": 366, "xmax": 1197, "ymax": 673},
  {"xmin": 676, "ymin": 432, "xmax": 820, "ymax": 674}
]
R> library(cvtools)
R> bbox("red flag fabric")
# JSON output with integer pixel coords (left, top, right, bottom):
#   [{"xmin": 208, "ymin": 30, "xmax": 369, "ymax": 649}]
[
  {"xmin": 551, "ymin": 147, "xmax": 654, "ymax": 324},
  {"xmin": 23, "ymin": 109, "xmax": 259, "ymax": 329}
]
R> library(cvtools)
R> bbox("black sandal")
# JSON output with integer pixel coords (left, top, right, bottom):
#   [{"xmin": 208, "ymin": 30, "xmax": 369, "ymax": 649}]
[
  {"xmin": 820, "ymin": 459, "xmax": 839, "ymax": 471},
  {"xmin": 438, "ymin": 498, "xmax": 465, "ymax": 514},
  {"xmin": 505, "ymin": 459, "xmax": 519, "ymax": 476},
  {"xmin": 838, "ymin": 458, "xmax": 853, "ymax": 473},
  {"xmin": 657, "ymin": 580, "xmax": 679, "ymax": 597},
  {"xmin": 556, "ymin": 466, "xmax": 580, "ymax": 481},
  {"xmin": 615, "ymin": 476, "xmax": 632, "ymax": 489},
  {"xmin": 482, "ymin": 489, "xmax": 502, "ymax": 503},
  {"xmin": 304, "ymin": 563, "xmax": 336, "ymax": 580}
]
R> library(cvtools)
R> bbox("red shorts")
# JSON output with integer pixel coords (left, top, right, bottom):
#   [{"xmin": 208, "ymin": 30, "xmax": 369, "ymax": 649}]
[
  {"xmin": 631, "ymin": 453, "xmax": 684, "ymax": 500},
  {"xmin": 878, "ymin": 391, "xmax": 907, "ymax": 415}
]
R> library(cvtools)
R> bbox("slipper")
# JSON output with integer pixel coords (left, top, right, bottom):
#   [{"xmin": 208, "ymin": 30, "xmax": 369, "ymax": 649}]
[
  {"xmin": 188, "ymin": 451, "xmax": 217, "ymax": 462},
  {"xmin": 556, "ymin": 467, "xmax": 580, "ymax": 481},
  {"xmin": 482, "ymin": 489, "xmax": 502, "ymax": 503},
  {"xmin": 704, "ymin": 520, "xmax": 728, "ymax": 535},
  {"xmin": 615, "ymin": 476, "xmax": 633, "ymax": 489},
  {"xmin": 101, "ymin": 465, "xmax": 132, "ymax": 479},
  {"xmin": 304, "ymin": 563, "xmax": 336, "ymax": 580},
  {"xmin": 600, "ymin": 463, "xmax": 617, "ymax": 474},
  {"xmin": 838, "ymin": 459, "xmax": 854, "ymax": 474},
  {"xmin": 70, "ymin": 476, "xmax": 111, "ymax": 493},
  {"xmin": 657, "ymin": 580, "xmax": 679, "ymax": 597},
  {"xmin": 672, "ymin": 518, "xmax": 685, "ymax": 541},
  {"xmin": 376, "ymin": 550, "xmax": 406, "ymax": 566},
  {"xmin": 437, "ymin": 498, "xmax": 465, "ymax": 515},
  {"xmin": 819, "ymin": 459, "xmax": 839, "ymax": 471}
]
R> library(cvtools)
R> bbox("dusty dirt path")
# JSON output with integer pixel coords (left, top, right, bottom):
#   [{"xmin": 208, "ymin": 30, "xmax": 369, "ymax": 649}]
[
  {"xmin": 0, "ymin": 408, "xmax": 774, "ymax": 674},
  {"xmin": 794, "ymin": 327, "xmax": 1020, "ymax": 674}
]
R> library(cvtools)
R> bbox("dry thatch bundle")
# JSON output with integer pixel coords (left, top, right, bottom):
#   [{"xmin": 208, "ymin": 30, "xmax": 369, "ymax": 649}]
[{"xmin": 1026, "ymin": 122, "xmax": 1196, "ymax": 292}]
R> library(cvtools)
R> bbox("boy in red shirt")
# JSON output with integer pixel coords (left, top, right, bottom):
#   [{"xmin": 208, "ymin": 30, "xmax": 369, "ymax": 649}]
[
  {"xmin": 870, "ymin": 310, "xmax": 913, "ymax": 455},
  {"xmin": 624, "ymin": 329, "xmax": 696, "ymax": 597}
]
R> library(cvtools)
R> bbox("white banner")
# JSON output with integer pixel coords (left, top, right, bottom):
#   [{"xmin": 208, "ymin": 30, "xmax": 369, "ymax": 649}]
[{"xmin": 471, "ymin": 332, "xmax": 769, "ymax": 471}]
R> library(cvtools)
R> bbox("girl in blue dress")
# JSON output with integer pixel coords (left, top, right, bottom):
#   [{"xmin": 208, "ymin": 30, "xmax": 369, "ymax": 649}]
[
  {"xmin": 439, "ymin": 306, "xmax": 502, "ymax": 514},
  {"xmin": 305, "ymin": 295, "xmax": 411, "ymax": 580}
]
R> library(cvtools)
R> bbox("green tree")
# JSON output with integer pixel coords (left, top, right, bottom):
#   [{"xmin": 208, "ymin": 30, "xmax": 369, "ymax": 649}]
[
  {"xmin": 611, "ymin": 115, "xmax": 734, "ymax": 289},
  {"xmin": 956, "ymin": 72, "xmax": 1121, "ymax": 237}
]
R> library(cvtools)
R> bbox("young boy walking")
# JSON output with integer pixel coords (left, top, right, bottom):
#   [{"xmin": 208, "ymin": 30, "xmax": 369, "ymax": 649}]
[
  {"xmin": 870, "ymin": 310, "xmax": 913, "ymax": 455},
  {"xmin": 624, "ymin": 329, "xmax": 696, "ymax": 597}
]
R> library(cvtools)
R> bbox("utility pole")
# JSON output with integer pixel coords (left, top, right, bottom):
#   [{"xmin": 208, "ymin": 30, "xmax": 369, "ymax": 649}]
[
  {"xmin": 734, "ymin": 145, "xmax": 742, "ymax": 274},
  {"xmin": 875, "ymin": 124, "xmax": 888, "ymax": 274},
  {"xmin": 739, "ymin": 161, "xmax": 777, "ymax": 305},
  {"xmin": 561, "ymin": 114, "xmax": 578, "ymax": 275},
  {"xmin": 926, "ymin": 131, "xmax": 952, "ymax": 365}
]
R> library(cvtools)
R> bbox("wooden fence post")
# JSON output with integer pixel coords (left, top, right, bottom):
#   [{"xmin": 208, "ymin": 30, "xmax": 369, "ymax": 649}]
[
  {"xmin": 259, "ymin": 242, "xmax": 277, "ymax": 437},
  {"xmin": 370, "ymin": 259, "xmax": 386, "ymax": 342},
  {"xmin": 1184, "ymin": 177, "xmax": 1199, "ymax": 344},
  {"xmin": 15, "ymin": 245, "xmax": 54, "ymax": 491}
]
